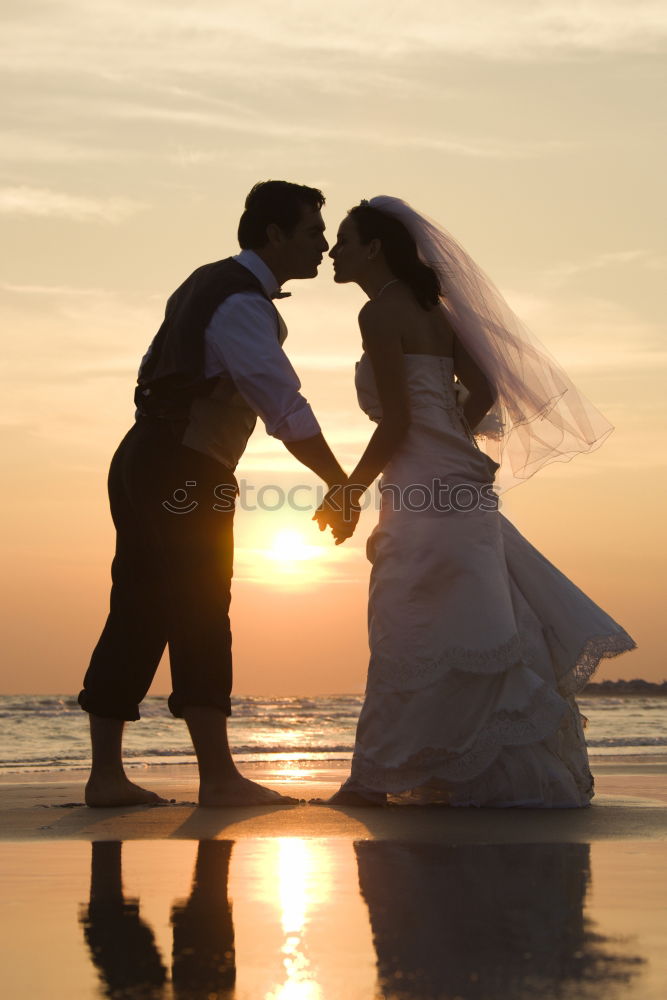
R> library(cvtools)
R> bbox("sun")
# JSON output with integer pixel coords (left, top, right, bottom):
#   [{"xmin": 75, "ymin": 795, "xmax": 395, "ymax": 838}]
[
  {"xmin": 234, "ymin": 517, "xmax": 350, "ymax": 587},
  {"xmin": 258, "ymin": 527, "xmax": 332, "ymax": 586},
  {"xmin": 267, "ymin": 529, "xmax": 322, "ymax": 564}
]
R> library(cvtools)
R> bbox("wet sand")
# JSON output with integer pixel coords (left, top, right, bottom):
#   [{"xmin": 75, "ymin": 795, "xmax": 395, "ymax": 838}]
[
  {"xmin": 2, "ymin": 757, "xmax": 667, "ymax": 842},
  {"xmin": 1, "ymin": 759, "xmax": 666, "ymax": 999}
]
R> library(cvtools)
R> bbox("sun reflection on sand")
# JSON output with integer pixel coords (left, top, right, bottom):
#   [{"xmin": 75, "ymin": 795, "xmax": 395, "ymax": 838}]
[{"xmin": 265, "ymin": 838, "xmax": 332, "ymax": 1000}]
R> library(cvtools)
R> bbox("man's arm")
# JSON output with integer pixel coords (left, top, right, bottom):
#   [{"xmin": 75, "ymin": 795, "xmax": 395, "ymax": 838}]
[
  {"xmin": 284, "ymin": 434, "xmax": 346, "ymax": 489},
  {"xmin": 206, "ymin": 293, "xmax": 347, "ymax": 487}
]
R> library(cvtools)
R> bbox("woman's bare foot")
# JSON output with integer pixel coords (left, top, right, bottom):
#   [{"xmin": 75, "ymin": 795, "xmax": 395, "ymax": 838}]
[
  {"xmin": 85, "ymin": 774, "xmax": 170, "ymax": 808},
  {"xmin": 198, "ymin": 774, "xmax": 299, "ymax": 807}
]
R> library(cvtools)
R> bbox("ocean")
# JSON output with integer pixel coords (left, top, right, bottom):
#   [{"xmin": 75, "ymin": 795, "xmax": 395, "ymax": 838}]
[{"xmin": 1, "ymin": 693, "xmax": 666, "ymax": 775}]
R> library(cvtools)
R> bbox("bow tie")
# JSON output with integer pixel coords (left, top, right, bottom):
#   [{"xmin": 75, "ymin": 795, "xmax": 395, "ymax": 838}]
[{"xmin": 272, "ymin": 291, "xmax": 292, "ymax": 299}]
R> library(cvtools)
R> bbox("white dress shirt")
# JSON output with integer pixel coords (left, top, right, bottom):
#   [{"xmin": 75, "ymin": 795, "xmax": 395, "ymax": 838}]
[{"xmin": 203, "ymin": 249, "xmax": 321, "ymax": 442}]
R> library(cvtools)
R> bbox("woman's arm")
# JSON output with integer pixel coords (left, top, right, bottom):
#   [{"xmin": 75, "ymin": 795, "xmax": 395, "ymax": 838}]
[
  {"xmin": 453, "ymin": 336, "xmax": 496, "ymax": 431},
  {"xmin": 315, "ymin": 303, "xmax": 409, "ymax": 541},
  {"xmin": 346, "ymin": 301, "xmax": 411, "ymax": 501}
]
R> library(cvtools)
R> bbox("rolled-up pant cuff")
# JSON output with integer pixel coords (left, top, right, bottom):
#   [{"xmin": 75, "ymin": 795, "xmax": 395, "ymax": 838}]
[
  {"xmin": 168, "ymin": 694, "xmax": 232, "ymax": 719},
  {"xmin": 78, "ymin": 689, "xmax": 141, "ymax": 722}
]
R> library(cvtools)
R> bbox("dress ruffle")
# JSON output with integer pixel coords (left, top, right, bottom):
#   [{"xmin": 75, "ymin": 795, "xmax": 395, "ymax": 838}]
[
  {"xmin": 557, "ymin": 633, "xmax": 637, "ymax": 697},
  {"xmin": 349, "ymin": 657, "xmax": 588, "ymax": 803}
]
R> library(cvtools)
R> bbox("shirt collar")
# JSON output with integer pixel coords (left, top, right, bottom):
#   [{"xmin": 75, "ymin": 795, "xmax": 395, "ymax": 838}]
[{"xmin": 233, "ymin": 249, "xmax": 289, "ymax": 300}]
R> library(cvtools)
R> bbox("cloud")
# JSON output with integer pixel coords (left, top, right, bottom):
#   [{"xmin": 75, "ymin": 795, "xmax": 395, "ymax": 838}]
[
  {"xmin": 4, "ymin": 2, "xmax": 667, "ymax": 93},
  {"xmin": 87, "ymin": 96, "xmax": 568, "ymax": 160},
  {"xmin": 405, "ymin": 2, "xmax": 667, "ymax": 58},
  {"xmin": 0, "ymin": 186, "xmax": 145, "ymax": 222},
  {"xmin": 0, "ymin": 130, "xmax": 128, "ymax": 165},
  {"xmin": 544, "ymin": 250, "xmax": 667, "ymax": 284},
  {"xmin": 4, "ymin": 2, "xmax": 667, "ymax": 78},
  {"xmin": 3, "ymin": 1, "xmax": 663, "ymax": 194},
  {"xmin": 0, "ymin": 281, "xmax": 106, "ymax": 297},
  {"xmin": 503, "ymin": 288, "xmax": 667, "ymax": 373}
]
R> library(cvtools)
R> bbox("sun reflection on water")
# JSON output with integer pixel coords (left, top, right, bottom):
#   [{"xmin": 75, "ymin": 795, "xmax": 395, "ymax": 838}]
[{"xmin": 265, "ymin": 838, "xmax": 331, "ymax": 1000}]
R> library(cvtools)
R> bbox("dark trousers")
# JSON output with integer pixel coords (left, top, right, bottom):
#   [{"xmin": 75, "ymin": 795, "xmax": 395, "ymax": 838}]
[{"xmin": 79, "ymin": 418, "xmax": 237, "ymax": 721}]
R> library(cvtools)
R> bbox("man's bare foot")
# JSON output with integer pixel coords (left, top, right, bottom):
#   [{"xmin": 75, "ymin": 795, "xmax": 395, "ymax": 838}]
[
  {"xmin": 198, "ymin": 774, "xmax": 299, "ymax": 807},
  {"xmin": 311, "ymin": 788, "xmax": 387, "ymax": 807},
  {"xmin": 85, "ymin": 774, "xmax": 170, "ymax": 808}
]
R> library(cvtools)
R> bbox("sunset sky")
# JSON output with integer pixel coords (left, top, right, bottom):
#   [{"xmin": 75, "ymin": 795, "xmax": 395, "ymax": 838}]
[{"xmin": 1, "ymin": 1, "xmax": 665, "ymax": 694}]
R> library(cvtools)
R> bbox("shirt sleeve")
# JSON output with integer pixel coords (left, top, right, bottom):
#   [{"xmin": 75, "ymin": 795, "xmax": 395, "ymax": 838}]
[{"xmin": 204, "ymin": 292, "xmax": 321, "ymax": 442}]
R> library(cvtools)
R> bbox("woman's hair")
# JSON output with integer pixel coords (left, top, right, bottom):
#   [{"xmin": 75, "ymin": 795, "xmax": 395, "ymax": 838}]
[
  {"xmin": 348, "ymin": 203, "xmax": 441, "ymax": 309},
  {"xmin": 238, "ymin": 180, "xmax": 325, "ymax": 249}
]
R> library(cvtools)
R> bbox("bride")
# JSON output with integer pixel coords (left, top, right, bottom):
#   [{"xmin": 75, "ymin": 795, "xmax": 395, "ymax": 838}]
[{"xmin": 315, "ymin": 197, "xmax": 636, "ymax": 808}]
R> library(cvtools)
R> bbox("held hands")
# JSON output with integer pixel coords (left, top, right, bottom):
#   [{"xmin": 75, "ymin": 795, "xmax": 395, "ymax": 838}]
[{"xmin": 313, "ymin": 483, "xmax": 363, "ymax": 545}]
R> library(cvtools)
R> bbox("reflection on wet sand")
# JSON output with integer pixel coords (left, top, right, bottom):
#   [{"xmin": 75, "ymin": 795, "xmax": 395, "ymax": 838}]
[
  {"xmin": 355, "ymin": 841, "xmax": 644, "ymax": 999},
  {"xmin": 273, "ymin": 838, "xmax": 321, "ymax": 996},
  {"xmin": 78, "ymin": 838, "xmax": 648, "ymax": 1000},
  {"xmin": 268, "ymin": 837, "xmax": 337, "ymax": 997},
  {"xmin": 171, "ymin": 840, "xmax": 236, "ymax": 999},
  {"xmin": 80, "ymin": 840, "xmax": 236, "ymax": 1000},
  {"xmin": 79, "ymin": 841, "xmax": 167, "ymax": 998}
]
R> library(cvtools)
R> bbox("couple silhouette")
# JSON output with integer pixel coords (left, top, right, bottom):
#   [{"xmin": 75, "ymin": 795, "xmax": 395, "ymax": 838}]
[{"xmin": 78, "ymin": 181, "xmax": 635, "ymax": 813}]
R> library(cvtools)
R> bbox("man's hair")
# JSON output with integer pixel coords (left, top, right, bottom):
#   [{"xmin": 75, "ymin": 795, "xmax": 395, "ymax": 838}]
[{"xmin": 238, "ymin": 180, "xmax": 325, "ymax": 250}]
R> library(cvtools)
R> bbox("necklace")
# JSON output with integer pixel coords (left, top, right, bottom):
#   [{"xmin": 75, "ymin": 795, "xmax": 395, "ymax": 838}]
[{"xmin": 374, "ymin": 279, "xmax": 399, "ymax": 300}]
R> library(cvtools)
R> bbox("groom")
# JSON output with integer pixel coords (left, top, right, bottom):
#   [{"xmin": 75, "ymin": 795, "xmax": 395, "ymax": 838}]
[{"xmin": 79, "ymin": 180, "xmax": 355, "ymax": 807}]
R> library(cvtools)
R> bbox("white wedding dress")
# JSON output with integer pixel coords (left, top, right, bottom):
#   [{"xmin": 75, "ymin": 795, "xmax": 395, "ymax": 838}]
[{"xmin": 346, "ymin": 353, "xmax": 636, "ymax": 807}]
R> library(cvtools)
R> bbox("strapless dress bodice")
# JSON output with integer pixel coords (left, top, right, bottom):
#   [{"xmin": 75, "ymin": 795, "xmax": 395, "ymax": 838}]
[
  {"xmin": 355, "ymin": 352, "xmax": 461, "ymax": 425},
  {"xmin": 355, "ymin": 352, "xmax": 497, "ymax": 488}
]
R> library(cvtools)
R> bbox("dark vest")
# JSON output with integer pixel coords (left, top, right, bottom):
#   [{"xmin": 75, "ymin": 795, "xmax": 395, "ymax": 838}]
[{"xmin": 135, "ymin": 258, "xmax": 270, "ymax": 419}]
